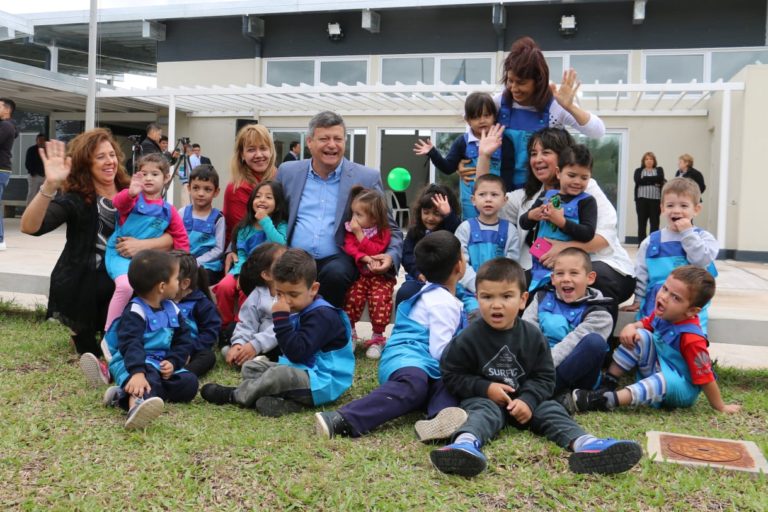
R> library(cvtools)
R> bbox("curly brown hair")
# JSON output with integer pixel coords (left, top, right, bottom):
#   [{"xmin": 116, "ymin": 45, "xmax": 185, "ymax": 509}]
[{"xmin": 64, "ymin": 128, "xmax": 129, "ymax": 203}]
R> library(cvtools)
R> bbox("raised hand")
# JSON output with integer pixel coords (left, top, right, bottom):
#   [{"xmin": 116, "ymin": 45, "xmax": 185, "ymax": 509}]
[
  {"xmin": 128, "ymin": 171, "xmax": 144, "ymax": 197},
  {"xmin": 551, "ymin": 68, "xmax": 581, "ymax": 111},
  {"xmin": 39, "ymin": 140, "xmax": 71, "ymax": 187},
  {"xmin": 478, "ymin": 124, "xmax": 503, "ymax": 157},
  {"xmin": 413, "ymin": 139, "xmax": 434, "ymax": 156},
  {"xmin": 431, "ymin": 193, "xmax": 451, "ymax": 216}
]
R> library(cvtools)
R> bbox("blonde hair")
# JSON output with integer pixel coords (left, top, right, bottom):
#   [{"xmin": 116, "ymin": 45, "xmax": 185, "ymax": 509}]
[
  {"xmin": 230, "ymin": 124, "xmax": 277, "ymax": 189},
  {"xmin": 662, "ymin": 177, "xmax": 701, "ymax": 204},
  {"xmin": 678, "ymin": 153, "xmax": 694, "ymax": 168}
]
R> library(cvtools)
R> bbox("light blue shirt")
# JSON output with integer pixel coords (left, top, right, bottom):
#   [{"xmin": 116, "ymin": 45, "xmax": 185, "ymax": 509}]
[{"xmin": 291, "ymin": 161, "xmax": 342, "ymax": 259}]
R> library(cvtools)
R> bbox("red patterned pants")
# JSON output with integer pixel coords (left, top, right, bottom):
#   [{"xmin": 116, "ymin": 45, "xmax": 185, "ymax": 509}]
[
  {"xmin": 343, "ymin": 274, "xmax": 396, "ymax": 334},
  {"xmin": 213, "ymin": 273, "xmax": 247, "ymax": 327}
]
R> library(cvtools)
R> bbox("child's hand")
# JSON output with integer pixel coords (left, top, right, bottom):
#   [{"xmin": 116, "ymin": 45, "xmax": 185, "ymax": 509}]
[
  {"xmin": 413, "ymin": 139, "xmax": 433, "ymax": 156},
  {"xmin": 128, "ymin": 172, "xmax": 144, "ymax": 197},
  {"xmin": 254, "ymin": 208, "xmax": 269, "ymax": 222},
  {"xmin": 551, "ymin": 68, "xmax": 581, "ymax": 111},
  {"xmin": 478, "ymin": 124, "xmax": 503, "ymax": 157},
  {"xmin": 719, "ymin": 403, "xmax": 742, "ymax": 414},
  {"xmin": 349, "ymin": 217, "xmax": 362, "ymax": 235},
  {"xmin": 159, "ymin": 360, "xmax": 174, "ymax": 379},
  {"xmin": 431, "ymin": 194, "xmax": 451, "ymax": 216},
  {"xmin": 619, "ymin": 323, "xmax": 640, "ymax": 350},
  {"xmin": 620, "ymin": 301, "xmax": 640, "ymax": 312},
  {"xmin": 272, "ymin": 294, "xmax": 290, "ymax": 314},
  {"xmin": 487, "ymin": 382, "xmax": 515, "ymax": 407},
  {"xmin": 527, "ymin": 204, "xmax": 547, "ymax": 222},
  {"xmin": 669, "ymin": 217, "xmax": 693, "ymax": 233},
  {"xmin": 224, "ymin": 252, "xmax": 238, "ymax": 273},
  {"xmin": 457, "ymin": 159, "xmax": 476, "ymax": 184},
  {"xmin": 543, "ymin": 204, "xmax": 566, "ymax": 228},
  {"xmin": 235, "ymin": 343, "xmax": 258, "ymax": 366},
  {"xmin": 225, "ymin": 344, "xmax": 243, "ymax": 366},
  {"xmin": 507, "ymin": 399, "xmax": 533, "ymax": 424},
  {"xmin": 124, "ymin": 373, "xmax": 151, "ymax": 398}
]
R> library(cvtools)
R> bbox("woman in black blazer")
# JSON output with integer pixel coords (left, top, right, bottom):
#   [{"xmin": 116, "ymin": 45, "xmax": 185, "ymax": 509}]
[
  {"xmin": 675, "ymin": 153, "xmax": 706, "ymax": 197},
  {"xmin": 633, "ymin": 151, "xmax": 665, "ymax": 244}
]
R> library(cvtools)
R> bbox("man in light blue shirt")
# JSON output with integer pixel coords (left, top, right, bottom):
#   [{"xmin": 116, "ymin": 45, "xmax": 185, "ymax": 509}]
[{"xmin": 277, "ymin": 111, "xmax": 403, "ymax": 307}]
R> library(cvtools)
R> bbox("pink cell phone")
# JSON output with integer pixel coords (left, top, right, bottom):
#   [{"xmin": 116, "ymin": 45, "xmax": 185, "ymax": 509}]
[{"xmin": 530, "ymin": 237, "xmax": 553, "ymax": 260}]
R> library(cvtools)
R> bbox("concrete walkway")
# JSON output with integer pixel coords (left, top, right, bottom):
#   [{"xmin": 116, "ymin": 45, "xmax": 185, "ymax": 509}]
[{"xmin": 1, "ymin": 217, "xmax": 767, "ymax": 369}]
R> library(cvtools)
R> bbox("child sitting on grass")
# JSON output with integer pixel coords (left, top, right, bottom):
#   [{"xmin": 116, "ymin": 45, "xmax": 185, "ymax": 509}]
[
  {"xmin": 224, "ymin": 242, "xmax": 287, "ymax": 367},
  {"xmin": 201, "ymin": 248, "xmax": 354, "ymax": 418},
  {"xmin": 522, "ymin": 248, "xmax": 612, "ymax": 398},
  {"xmin": 102, "ymin": 250, "xmax": 198, "ymax": 429},
  {"xmin": 431, "ymin": 257, "xmax": 642, "ymax": 477},
  {"xmin": 572, "ymin": 266, "xmax": 740, "ymax": 415},
  {"xmin": 315, "ymin": 231, "xmax": 469, "ymax": 442}
]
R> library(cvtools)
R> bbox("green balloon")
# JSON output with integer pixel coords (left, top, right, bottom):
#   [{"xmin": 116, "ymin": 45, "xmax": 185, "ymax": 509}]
[{"xmin": 387, "ymin": 167, "xmax": 411, "ymax": 192}]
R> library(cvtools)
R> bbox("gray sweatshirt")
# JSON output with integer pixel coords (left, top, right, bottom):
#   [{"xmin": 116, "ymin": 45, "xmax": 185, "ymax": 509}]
[{"xmin": 230, "ymin": 286, "xmax": 277, "ymax": 354}]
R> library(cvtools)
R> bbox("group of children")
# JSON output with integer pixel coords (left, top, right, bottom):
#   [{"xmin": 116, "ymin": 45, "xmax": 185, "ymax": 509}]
[{"xmin": 77, "ymin": 125, "xmax": 739, "ymax": 479}]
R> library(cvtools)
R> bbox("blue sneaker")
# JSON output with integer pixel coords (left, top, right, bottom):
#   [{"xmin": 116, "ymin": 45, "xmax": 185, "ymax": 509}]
[
  {"xmin": 430, "ymin": 441, "xmax": 487, "ymax": 477},
  {"xmin": 569, "ymin": 438, "xmax": 642, "ymax": 474}
]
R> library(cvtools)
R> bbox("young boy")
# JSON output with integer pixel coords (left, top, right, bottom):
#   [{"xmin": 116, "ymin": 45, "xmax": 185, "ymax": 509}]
[
  {"xmin": 102, "ymin": 250, "xmax": 199, "ymax": 429},
  {"xmin": 431, "ymin": 258, "xmax": 642, "ymax": 477},
  {"xmin": 200, "ymin": 248, "xmax": 354, "ymax": 417},
  {"xmin": 315, "ymin": 231, "xmax": 469, "ymax": 442},
  {"xmin": 623, "ymin": 177, "xmax": 718, "ymax": 332},
  {"xmin": 522, "ymin": 248, "xmax": 613, "ymax": 397},
  {"xmin": 454, "ymin": 174, "xmax": 519, "ymax": 272},
  {"xmin": 573, "ymin": 266, "xmax": 740, "ymax": 415},
  {"xmin": 179, "ymin": 164, "xmax": 225, "ymax": 286}
]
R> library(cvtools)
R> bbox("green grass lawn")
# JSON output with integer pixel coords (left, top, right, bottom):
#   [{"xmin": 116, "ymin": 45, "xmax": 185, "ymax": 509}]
[{"xmin": 1, "ymin": 303, "xmax": 766, "ymax": 511}]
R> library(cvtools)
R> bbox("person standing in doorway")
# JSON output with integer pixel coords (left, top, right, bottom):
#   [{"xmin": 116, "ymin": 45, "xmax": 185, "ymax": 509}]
[
  {"xmin": 283, "ymin": 141, "xmax": 301, "ymax": 162},
  {"xmin": 675, "ymin": 154, "xmax": 705, "ymax": 198},
  {"xmin": 26, "ymin": 133, "xmax": 48, "ymax": 205},
  {"xmin": 0, "ymin": 97, "xmax": 19, "ymax": 251},
  {"xmin": 633, "ymin": 151, "xmax": 665, "ymax": 244}
]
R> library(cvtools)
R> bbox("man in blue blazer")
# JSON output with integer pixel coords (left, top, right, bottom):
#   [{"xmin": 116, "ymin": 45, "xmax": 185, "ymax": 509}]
[{"xmin": 277, "ymin": 111, "xmax": 403, "ymax": 308}]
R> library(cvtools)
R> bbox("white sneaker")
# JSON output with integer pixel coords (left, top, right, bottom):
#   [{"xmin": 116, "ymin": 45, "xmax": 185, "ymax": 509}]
[
  {"xmin": 414, "ymin": 407, "xmax": 468, "ymax": 443},
  {"xmin": 125, "ymin": 397, "xmax": 164, "ymax": 430},
  {"xmin": 365, "ymin": 343, "xmax": 383, "ymax": 359},
  {"xmin": 79, "ymin": 352, "xmax": 110, "ymax": 387},
  {"xmin": 100, "ymin": 338, "xmax": 113, "ymax": 363},
  {"xmin": 0, "ymin": 241, "xmax": 6, "ymax": 251}
]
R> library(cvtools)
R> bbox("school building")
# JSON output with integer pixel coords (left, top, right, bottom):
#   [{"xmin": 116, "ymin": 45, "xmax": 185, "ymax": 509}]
[{"xmin": 1, "ymin": 0, "xmax": 767, "ymax": 260}]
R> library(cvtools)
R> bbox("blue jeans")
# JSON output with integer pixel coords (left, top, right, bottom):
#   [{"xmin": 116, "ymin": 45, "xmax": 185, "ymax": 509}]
[{"xmin": 0, "ymin": 171, "xmax": 10, "ymax": 242}]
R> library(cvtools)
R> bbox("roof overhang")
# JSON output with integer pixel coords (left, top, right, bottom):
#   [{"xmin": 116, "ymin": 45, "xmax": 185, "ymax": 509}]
[{"xmin": 96, "ymin": 81, "xmax": 746, "ymax": 118}]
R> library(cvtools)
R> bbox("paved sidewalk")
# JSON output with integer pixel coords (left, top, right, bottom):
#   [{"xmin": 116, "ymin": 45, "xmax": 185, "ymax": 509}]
[{"xmin": 1, "ymin": 217, "xmax": 767, "ymax": 368}]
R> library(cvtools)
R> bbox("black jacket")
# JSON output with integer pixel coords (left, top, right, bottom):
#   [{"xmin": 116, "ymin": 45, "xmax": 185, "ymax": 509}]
[
  {"xmin": 675, "ymin": 167, "xmax": 706, "ymax": 195},
  {"xmin": 633, "ymin": 166, "xmax": 665, "ymax": 201},
  {"xmin": 0, "ymin": 118, "xmax": 18, "ymax": 170}
]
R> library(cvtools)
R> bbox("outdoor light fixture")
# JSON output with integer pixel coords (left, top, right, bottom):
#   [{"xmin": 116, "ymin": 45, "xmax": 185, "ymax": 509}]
[
  {"xmin": 633, "ymin": 0, "xmax": 647, "ymax": 25},
  {"xmin": 559, "ymin": 14, "xmax": 577, "ymax": 36},
  {"xmin": 327, "ymin": 22, "xmax": 344, "ymax": 41}
]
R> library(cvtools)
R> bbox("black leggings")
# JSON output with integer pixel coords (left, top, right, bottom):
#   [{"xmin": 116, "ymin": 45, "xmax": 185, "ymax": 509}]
[{"xmin": 635, "ymin": 198, "xmax": 660, "ymax": 243}]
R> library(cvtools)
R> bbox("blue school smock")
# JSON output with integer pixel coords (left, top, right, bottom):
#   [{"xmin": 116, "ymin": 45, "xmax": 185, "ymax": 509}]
[
  {"xmin": 497, "ymin": 96, "xmax": 553, "ymax": 190},
  {"xmin": 461, "ymin": 133, "xmax": 502, "ymax": 220},
  {"xmin": 467, "ymin": 217, "xmax": 510, "ymax": 272},
  {"xmin": 536, "ymin": 289, "xmax": 589, "ymax": 349},
  {"xmin": 183, "ymin": 207, "xmax": 223, "ymax": 272},
  {"xmin": 278, "ymin": 298, "xmax": 354, "ymax": 406},
  {"xmin": 229, "ymin": 225, "xmax": 267, "ymax": 275},
  {"xmin": 106, "ymin": 194, "xmax": 172, "ymax": 279}
]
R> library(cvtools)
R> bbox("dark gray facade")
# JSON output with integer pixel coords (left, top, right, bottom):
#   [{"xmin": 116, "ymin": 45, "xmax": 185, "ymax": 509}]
[{"xmin": 158, "ymin": 0, "xmax": 767, "ymax": 62}]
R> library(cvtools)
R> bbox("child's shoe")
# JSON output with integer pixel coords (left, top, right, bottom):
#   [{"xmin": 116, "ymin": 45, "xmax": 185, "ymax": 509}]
[
  {"xmin": 429, "ymin": 440, "xmax": 487, "ymax": 477},
  {"xmin": 220, "ymin": 345, "xmax": 231, "ymax": 360},
  {"xmin": 124, "ymin": 397, "xmax": 164, "ymax": 430},
  {"xmin": 79, "ymin": 352, "xmax": 110, "ymax": 387},
  {"xmin": 572, "ymin": 389, "xmax": 611, "ymax": 412},
  {"xmin": 200, "ymin": 383, "xmax": 236, "ymax": 405},
  {"xmin": 568, "ymin": 438, "xmax": 643, "ymax": 474},
  {"xmin": 414, "ymin": 407, "xmax": 468, "ymax": 443},
  {"xmin": 100, "ymin": 338, "xmax": 113, "ymax": 363},
  {"xmin": 314, "ymin": 411, "xmax": 355, "ymax": 439},
  {"xmin": 365, "ymin": 334, "xmax": 386, "ymax": 359},
  {"xmin": 553, "ymin": 391, "xmax": 576, "ymax": 416},
  {"xmin": 102, "ymin": 386, "xmax": 122, "ymax": 407},
  {"xmin": 351, "ymin": 329, "xmax": 362, "ymax": 346},
  {"xmin": 256, "ymin": 396, "xmax": 307, "ymax": 417}
]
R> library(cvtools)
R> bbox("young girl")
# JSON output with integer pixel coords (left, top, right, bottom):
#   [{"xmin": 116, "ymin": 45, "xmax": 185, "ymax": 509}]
[
  {"xmin": 225, "ymin": 242, "xmax": 286, "ymax": 367},
  {"xmin": 213, "ymin": 180, "xmax": 288, "ymax": 330},
  {"xmin": 397, "ymin": 184, "xmax": 479, "ymax": 318},
  {"xmin": 519, "ymin": 144, "xmax": 598, "ymax": 291},
  {"xmin": 342, "ymin": 186, "xmax": 396, "ymax": 359},
  {"xmin": 104, "ymin": 153, "xmax": 190, "ymax": 331},
  {"xmin": 172, "ymin": 251, "xmax": 221, "ymax": 378},
  {"xmin": 475, "ymin": 37, "xmax": 605, "ymax": 190},
  {"xmin": 414, "ymin": 92, "xmax": 514, "ymax": 219}
]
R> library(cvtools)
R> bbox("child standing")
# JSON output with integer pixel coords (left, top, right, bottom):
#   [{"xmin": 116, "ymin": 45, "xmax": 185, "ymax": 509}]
[
  {"xmin": 213, "ymin": 180, "xmax": 288, "ymax": 330},
  {"xmin": 522, "ymin": 248, "xmax": 612, "ymax": 397},
  {"xmin": 414, "ymin": 92, "xmax": 515, "ymax": 217},
  {"xmin": 104, "ymin": 153, "xmax": 190, "ymax": 330},
  {"xmin": 225, "ymin": 242, "xmax": 286, "ymax": 367},
  {"xmin": 622, "ymin": 177, "xmax": 718, "ymax": 333},
  {"xmin": 431, "ymin": 257, "xmax": 642, "ymax": 477},
  {"xmin": 315, "ymin": 231, "xmax": 469, "ymax": 443},
  {"xmin": 573, "ymin": 267, "xmax": 740, "ymax": 415},
  {"xmin": 171, "ymin": 251, "xmax": 220, "ymax": 378},
  {"xmin": 454, "ymin": 174, "xmax": 519, "ymax": 272},
  {"xmin": 342, "ymin": 186, "xmax": 396, "ymax": 359},
  {"xmin": 102, "ymin": 250, "xmax": 198, "ymax": 429},
  {"xmin": 201, "ymin": 249, "xmax": 354, "ymax": 418},
  {"xmin": 519, "ymin": 144, "xmax": 597, "ymax": 292},
  {"xmin": 179, "ymin": 165, "xmax": 225, "ymax": 286}
]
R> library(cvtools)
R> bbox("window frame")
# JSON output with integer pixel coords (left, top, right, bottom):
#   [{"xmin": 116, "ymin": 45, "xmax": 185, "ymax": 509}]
[
  {"xmin": 378, "ymin": 52, "xmax": 497, "ymax": 86},
  {"xmin": 263, "ymin": 56, "xmax": 371, "ymax": 86}
]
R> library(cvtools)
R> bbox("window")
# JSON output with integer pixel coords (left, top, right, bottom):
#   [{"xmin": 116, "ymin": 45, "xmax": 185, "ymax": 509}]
[
  {"xmin": 266, "ymin": 60, "xmax": 314, "ymax": 86},
  {"xmin": 382, "ymin": 57, "xmax": 435, "ymax": 85},
  {"xmin": 646, "ymin": 54, "xmax": 704, "ymax": 83},
  {"xmin": 544, "ymin": 55, "xmax": 563, "ymax": 82},
  {"xmin": 320, "ymin": 60, "xmax": 367, "ymax": 85},
  {"xmin": 712, "ymin": 49, "xmax": 768, "ymax": 81},
  {"xmin": 440, "ymin": 58, "xmax": 492, "ymax": 85},
  {"xmin": 570, "ymin": 54, "xmax": 629, "ymax": 85}
]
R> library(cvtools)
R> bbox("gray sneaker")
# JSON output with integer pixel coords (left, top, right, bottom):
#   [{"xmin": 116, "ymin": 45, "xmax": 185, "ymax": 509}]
[
  {"xmin": 414, "ymin": 407, "xmax": 468, "ymax": 443},
  {"xmin": 124, "ymin": 397, "xmax": 164, "ymax": 430},
  {"xmin": 102, "ymin": 386, "xmax": 122, "ymax": 407}
]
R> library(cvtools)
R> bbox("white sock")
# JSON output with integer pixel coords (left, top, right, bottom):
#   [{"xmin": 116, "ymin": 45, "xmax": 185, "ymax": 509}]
[
  {"xmin": 572, "ymin": 434, "xmax": 598, "ymax": 452},
  {"xmin": 454, "ymin": 432, "xmax": 479, "ymax": 446}
]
